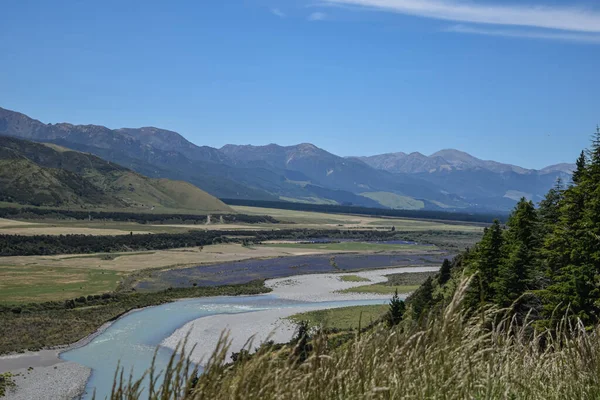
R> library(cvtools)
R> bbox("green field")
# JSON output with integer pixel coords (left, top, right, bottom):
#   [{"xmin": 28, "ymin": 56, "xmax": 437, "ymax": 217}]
[
  {"xmin": 263, "ymin": 242, "xmax": 436, "ymax": 252},
  {"xmin": 288, "ymin": 304, "xmax": 388, "ymax": 330},
  {"xmin": 360, "ymin": 192, "xmax": 425, "ymax": 210},
  {"xmin": 340, "ymin": 271, "xmax": 436, "ymax": 295},
  {"xmin": 339, "ymin": 275, "xmax": 371, "ymax": 282},
  {"xmin": 340, "ymin": 284, "xmax": 420, "ymax": 294},
  {"xmin": 0, "ymin": 265, "xmax": 122, "ymax": 303}
]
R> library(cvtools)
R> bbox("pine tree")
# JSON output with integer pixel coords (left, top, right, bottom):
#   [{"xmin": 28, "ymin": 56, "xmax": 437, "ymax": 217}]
[
  {"xmin": 409, "ymin": 277, "xmax": 434, "ymax": 319},
  {"xmin": 572, "ymin": 151, "xmax": 587, "ymax": 185},
  {"xmin": 470, "ymin": 220, "xmax": 504, "ymax": 304},
  {"xmin": 538, "ymin": 178, "xmax": 564, "ymax": 238},
  {"xmin": 494, "ymin": 199, "xmax": 539, "ymax": 307},
  {"xmin": 438, "ymin": 259, "xmax": 452, "ymax": 285},
  {"xmin": 542, "ymin": 128, "xmax": 600, "ymax": 328},
  {"xmin": 386, "ymin": 289, "xmax": 405, "ymax": 327}
]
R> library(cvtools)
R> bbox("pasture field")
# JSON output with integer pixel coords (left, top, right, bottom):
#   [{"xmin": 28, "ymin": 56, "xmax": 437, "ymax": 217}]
[
  {"xmin": 339, "ymin": 271, "xmax": 437, "ymax": 295},
  {"xmin": 339, "ymin": 275, "xmax": 371, "ymax": 282},
  {"xmin": 0, "ymin": 244, "xmax": 342, "ymax": 273},
  {"xmin": 233, "ymin": 205, "xmax": 486, "ymax": 233},
  {"xmin": 288, "ymin": 304, "xmax": 388, "ymax": 330},
  {"xmin": 340, "ymin": 284, "xmax": 420, "ymax": 294},
  {"xmin": 0, "ymin": 265, "xmax": 121, "ymax": 303},
  {"xmin": 0, "ymin": 244, "xmax": 351, "ymax": 301},
  {"xmin": 0, "ymin": 218, "xmax": 36, "ymax": 228},
  {"xmin": 0, "ymin": 218, "xmax": 159, "ymax": 235}
]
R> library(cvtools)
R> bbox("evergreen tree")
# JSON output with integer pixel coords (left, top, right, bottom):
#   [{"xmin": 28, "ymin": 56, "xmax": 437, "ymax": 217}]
[
  {"xmin": 538, "ymin": 178, "xmax": 564, "ymax": 238},
  {"xmin": 290, "ymin": 321, "xmax": 311, "ymax": 364},
  {"xmin": 494, "ymin": 199, "xmax": 539, "ymax": 307},
  {"xmin": 572, "ymin": 151, "xmax": 587, "ymax": 185},
  {"xmin": 409, "ymin": 277, "xmax": 434, "ymax": 319},
  {"xmin": 438, "ymin": 259, "xmax": 452, "ymax": 286},
  {"xmin": 471, "ymin": 220, "xmax": 504, "ymax": 304},
  {"xmin": 542, "ymin": 128, "xmax": 600, "ymax": 327},
  {"xmin": 386, "ymin": 289, "xmax": 406, "ymax": 327}
]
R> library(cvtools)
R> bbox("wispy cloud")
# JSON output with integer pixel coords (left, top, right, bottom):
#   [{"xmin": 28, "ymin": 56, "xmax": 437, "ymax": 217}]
[
  {"xmin": 271, "ymin": 8, "xmax": 286, "ymax": 18},
  {"xmin": 308, "ymin": 11, "xmax": 327, "ymax": 21},
  {"xmin": 321, "ymin": 0, "xmax": 600, "ymax": 33},
  {"xmin": 446, "ymin": 24, "xmax": 600, "ymax": 44}
]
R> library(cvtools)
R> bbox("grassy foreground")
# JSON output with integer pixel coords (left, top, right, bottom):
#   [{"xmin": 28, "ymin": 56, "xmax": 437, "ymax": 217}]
[{"xmin": 108, "ymin": 279, "xmax": 600, "ymax": 399}]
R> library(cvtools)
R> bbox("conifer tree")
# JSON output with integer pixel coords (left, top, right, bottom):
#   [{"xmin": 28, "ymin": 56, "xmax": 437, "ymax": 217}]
[
  {"xmin": 470, "ymin": 220, "xmax": 504, "ymax": 304},
  {"xmin": 572, "ymin": 151, "xmax": 587, "ymax": 185},
  {"xmin": 494, "ymin": 199, "xmax": 539, "ymax": 307},
  {"xmin": 409, "ymin": 277, "xmax": 434, "ymax": 319},
  {"xmin": 386, "ymin": 289, "xmax": 406, "ymax": 327},
  {"xmin": 542, "ymin": 128, "xmax": 600, "ymax": 327},
  {"xmin": 538, "ymin": 178, "xmax": 563, "ymax": 238},
  {"xmin": 438, "ymin": 259, "xmax": 452, "ymax": 286}
]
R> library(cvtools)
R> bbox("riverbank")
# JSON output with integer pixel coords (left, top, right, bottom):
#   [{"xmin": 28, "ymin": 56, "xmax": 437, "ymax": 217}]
[
  {"xmin": 3, "ymin": 362, "xmax": 90, "ymax": 400},
  {"xmin": 0, "ymin": 314, "xmax": 131, "ymax": 399},
  {"xmin": 162, "ymin": 266, "xmax": 438, "ymax": 364}
]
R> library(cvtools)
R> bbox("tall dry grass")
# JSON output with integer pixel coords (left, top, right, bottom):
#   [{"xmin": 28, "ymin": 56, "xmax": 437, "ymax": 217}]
[{"xmin": 105, "ymin": 278, "xmax": 600, "ymax": 399}]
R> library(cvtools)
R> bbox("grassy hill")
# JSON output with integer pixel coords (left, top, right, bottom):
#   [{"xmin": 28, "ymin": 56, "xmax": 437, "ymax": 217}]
[{"xmin": 0, "ymin": 136, "xmax": 233, "ymax": 213}]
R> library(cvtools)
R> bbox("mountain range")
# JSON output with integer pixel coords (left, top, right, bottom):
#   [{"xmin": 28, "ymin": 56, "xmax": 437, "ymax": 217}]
[{"xmin": 0, "ymin": 107, "xmax": 573, "ymax": 212}]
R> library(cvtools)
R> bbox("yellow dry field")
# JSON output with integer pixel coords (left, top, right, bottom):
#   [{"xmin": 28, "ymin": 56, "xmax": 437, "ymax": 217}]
[
  {"xmin": 0, "ymin": 243, "xmax": 346, "ymax": 272},
  {"xmin": 0, "ymin": 226, "xmax": 153, "ymax": 235},
  {"xmin": 152, "ymin": 223, "xmax": 273, "ymax": 231},
  {"xmin": 0, "ymin": 218, "xmax": 37, "ymax": 228},
  {"xmin": 232, "ymin": 206, "xmax": 483, "ymax": 232}
]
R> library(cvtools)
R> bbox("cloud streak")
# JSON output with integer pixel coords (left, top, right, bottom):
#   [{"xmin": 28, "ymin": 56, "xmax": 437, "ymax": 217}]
[
  {"xmin": 271, "ymin": 8, "xmax": 286, "ymax": 18},
  {"xmin": 446, "ymin": 24, "xmax": 600, "ymax": 44},
  {"xmin": 322, "ymin": 0, "xmax": 600, "ymax": 33},
  {"xmin": 308, "ymin": 11, "xmax": 327, "ymax": 21}
]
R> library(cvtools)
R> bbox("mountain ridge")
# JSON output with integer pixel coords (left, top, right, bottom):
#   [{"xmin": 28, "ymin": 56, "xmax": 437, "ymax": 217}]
[
  {"xmin": 0, "ymin": 135, "xmax": 233, "ymax": 212},
  {"xmin": 0, "ymin": 106, "xmax": 572, "ymax": 212}
]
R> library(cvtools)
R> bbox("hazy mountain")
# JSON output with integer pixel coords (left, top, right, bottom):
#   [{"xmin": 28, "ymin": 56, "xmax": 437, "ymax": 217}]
[
  {"xmin": 0, "ymin": 108, "xmax": 383, "ymax": 208},
  {"xmin": 220, "ymin": 143, "xmax": 468, "ymax": 208},
  {"xmin": 0, "ymin": 107, "xmax": 279, "ymax": 201},
  {"xmin": 355, "ymin": 152, "xmax": 449, "ymax": 174},
  {"xmin": 358, "ymin": 149, "xmax": 536, "ymax": 174},
  {"xmin": 0, "ymin": 106, "xmax": 573, "ymax": 212},
  {"xmin": 358, "ymin": 149, "xmax": 574, "ymax": 206},
  {"xmin": 539, "ymin": 163, "xmax": 577, "ymax": 175},
  {"xmin": 116, "ymin": 127, "xmax": 229, "ymax": 164},
  {"xmin": 0, "ymin": 135, "xmax": 232, "ymax": 212}
]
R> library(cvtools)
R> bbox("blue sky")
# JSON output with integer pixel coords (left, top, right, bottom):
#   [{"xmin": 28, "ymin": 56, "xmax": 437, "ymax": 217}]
[{"xmin": 1, "ymin": 0, "xmax": 599, "ymax": 169}]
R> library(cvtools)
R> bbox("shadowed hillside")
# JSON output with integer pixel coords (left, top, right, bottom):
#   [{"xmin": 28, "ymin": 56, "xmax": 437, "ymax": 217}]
[{"xmin": 0, "ymin": 135, "xmax": 233, "ymax": 213}]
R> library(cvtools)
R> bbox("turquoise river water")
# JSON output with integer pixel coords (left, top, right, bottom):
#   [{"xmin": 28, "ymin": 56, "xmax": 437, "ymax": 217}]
[{"xmin": 61, "ymin": 294, "xmax": 387, "ymax": 400}]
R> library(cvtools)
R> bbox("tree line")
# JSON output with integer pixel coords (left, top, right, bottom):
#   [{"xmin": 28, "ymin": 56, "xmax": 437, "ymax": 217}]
[
  {"xmin": 0, "ymin": 228, "xmax": 414, "ymax": 256},
  {"xmin": 0, "ymin": 207, "xmax": 278, "ymax": 224},
  {"xmin": 407, "ymin": 128, "xmax": 600, "ymax": 329}
]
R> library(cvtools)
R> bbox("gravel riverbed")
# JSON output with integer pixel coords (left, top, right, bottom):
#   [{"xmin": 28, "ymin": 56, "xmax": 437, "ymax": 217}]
[{"xmin": 162, "ymin": 266, "xmax": 438, "ymax": 364}]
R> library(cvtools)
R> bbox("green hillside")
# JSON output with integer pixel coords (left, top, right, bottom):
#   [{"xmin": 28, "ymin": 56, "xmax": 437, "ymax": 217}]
[
  {"xmin": 0, "ymin": 136, "xmax": 233, "ymax": 213},
  {"xmin": 360, "ymin": 191, "xmax": 425, "ymax": 210}
]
